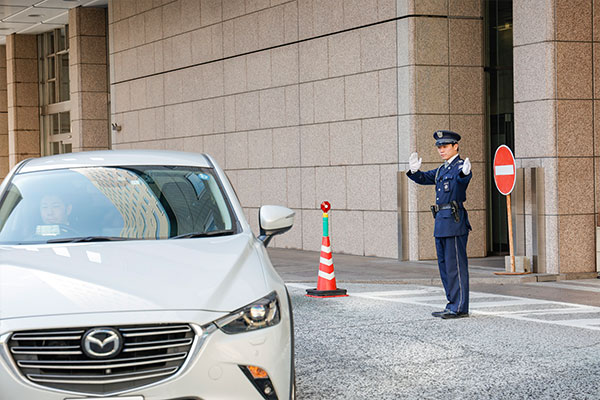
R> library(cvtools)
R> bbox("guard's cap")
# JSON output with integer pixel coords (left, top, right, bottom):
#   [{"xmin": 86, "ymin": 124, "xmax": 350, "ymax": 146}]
[{"xmin": 433, "ymin": 130, "xmax": 461, "ymax": 146}]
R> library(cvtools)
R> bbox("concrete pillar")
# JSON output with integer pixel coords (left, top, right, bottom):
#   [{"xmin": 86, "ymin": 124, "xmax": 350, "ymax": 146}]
[
  {"xmin": 399, "ymin": 0, "xmax": 486, "ymax": 260},
  {"xmin": 514, "ymin": 0, "xmax": 596, "ymax": 275},
  {"xmin": 0, "ymin": 46, "xmax": 8, "ymax": 180},
  {"xmin": 69, "ymin": 7, "xmax": 109, "ymax": 152},
  {"xmin": 6, "ymin": 34, "xmax": 40, "ymax": 167}
]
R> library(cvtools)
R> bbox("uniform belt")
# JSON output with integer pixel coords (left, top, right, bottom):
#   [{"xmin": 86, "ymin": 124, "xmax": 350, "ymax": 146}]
[{"xmin": 431, "ymin": 202, "xmax": 463, "ymax": 212}]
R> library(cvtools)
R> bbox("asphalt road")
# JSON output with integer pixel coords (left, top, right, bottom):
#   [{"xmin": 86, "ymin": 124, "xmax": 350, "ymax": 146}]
[{"xmin": 288, "ymin": 282, "xmax": 600, "ymax": 400}]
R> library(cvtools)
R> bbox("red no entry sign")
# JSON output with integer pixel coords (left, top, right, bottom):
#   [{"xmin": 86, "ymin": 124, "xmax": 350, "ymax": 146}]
[{"xmin": 493, "ymin": 145, "xmax": 516, "ymax": 195}]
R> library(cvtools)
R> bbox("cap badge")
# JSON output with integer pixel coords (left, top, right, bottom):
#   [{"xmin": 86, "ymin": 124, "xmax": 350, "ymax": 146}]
[{"xmin": 436, "ymin": 131, "xmax": 443, "ymax": 138}]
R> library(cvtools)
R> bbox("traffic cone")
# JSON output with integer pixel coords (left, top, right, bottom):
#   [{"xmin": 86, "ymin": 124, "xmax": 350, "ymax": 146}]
[{"xmin": 306, "ymin": 201, "xmax": 347, "ymax": 298}]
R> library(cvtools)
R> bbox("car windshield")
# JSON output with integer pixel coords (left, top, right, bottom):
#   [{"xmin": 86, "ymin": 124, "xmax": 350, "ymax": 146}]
[{"xmin": 0, "ymin": 165, "xmax": 236, "ymax": 244}]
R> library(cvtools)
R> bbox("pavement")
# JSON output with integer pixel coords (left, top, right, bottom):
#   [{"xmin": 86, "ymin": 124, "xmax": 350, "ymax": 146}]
[{"xmin": 268, "ymin": 248, "xmax": 600, "ymax": 308}]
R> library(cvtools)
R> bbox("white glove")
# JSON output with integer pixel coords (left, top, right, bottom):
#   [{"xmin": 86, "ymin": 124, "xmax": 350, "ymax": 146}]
[
  {"xmin": 409, "ymin": 152, "xmax": 422, "ymax": 173},
  {"xmin": 462, "ymin": 158, "xmax": 471, "ymax": 175}
]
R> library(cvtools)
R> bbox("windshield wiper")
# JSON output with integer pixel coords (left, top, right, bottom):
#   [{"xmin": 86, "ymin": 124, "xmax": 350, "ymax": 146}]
[
  {"xmin": 46, "ymin": 236, "xmax": 130, "ymax": 244},
  {"xmin": 170, "ymin": 229, "xmax": 236, "ymax": 239}
]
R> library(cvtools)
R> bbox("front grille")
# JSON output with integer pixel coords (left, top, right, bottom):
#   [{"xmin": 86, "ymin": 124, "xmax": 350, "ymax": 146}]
[{"xmin": 8, "ymin": 324, "xmax": 195, "ymax": 395}]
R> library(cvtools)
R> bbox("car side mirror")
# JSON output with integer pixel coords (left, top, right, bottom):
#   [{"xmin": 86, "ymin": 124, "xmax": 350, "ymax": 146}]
[{"xmin": 258, "ymin": 205, "xmax": 295, "ymax": 247}]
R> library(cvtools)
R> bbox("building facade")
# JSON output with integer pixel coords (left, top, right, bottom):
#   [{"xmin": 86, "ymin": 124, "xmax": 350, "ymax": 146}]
[{"xmin": 0, "ymin": 0, "xmax": 598, "ymax": 277}]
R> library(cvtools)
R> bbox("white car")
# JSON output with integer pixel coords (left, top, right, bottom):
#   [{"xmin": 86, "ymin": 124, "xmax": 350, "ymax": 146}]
[{"xmin": 0, "ymin": 150, "xmax": 296, "ymax": 400}]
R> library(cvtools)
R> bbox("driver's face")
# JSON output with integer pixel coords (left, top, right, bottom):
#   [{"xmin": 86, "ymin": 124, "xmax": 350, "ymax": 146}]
[{"xmin": 40, "ymin": 195, "xmax": 71, "ymax": 225}]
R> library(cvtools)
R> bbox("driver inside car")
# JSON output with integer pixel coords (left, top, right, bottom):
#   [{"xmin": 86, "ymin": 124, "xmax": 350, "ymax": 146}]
[{"xmin": 36, "ymin": 194, "xmax": 75, "ymax": 237}]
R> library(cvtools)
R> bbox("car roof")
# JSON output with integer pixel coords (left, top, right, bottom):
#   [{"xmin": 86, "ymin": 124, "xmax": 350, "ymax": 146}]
[{"xmin": 18, "ymin": 150, "xmax": 213, "ymax": 173}]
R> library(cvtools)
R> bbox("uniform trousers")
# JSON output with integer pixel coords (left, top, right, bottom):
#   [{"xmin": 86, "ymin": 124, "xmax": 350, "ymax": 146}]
[{"xmin": 434, "ymin": 233, "xmax": 469, "ymax": 314}]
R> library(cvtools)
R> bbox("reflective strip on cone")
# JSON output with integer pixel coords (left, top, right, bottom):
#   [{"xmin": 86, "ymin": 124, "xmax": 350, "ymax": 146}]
[{"xmin": 318, "ymin": 270, "xmax": 335, "ymax": 280}]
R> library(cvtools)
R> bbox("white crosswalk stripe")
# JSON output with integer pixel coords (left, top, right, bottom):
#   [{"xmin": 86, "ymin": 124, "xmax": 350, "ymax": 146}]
[{"xmin": 286, "ymin": 282, "xmax": 600, "ymax": 331}]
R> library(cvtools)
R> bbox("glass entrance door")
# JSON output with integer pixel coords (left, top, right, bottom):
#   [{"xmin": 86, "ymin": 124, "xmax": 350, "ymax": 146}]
[{"xmin": 486, "ymin": 0, "xmax": 514, "ymax": 254}]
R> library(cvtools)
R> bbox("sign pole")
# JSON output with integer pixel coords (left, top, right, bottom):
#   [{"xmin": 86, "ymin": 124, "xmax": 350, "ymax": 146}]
[{"xmin": 506, "ymin": 193, "xmax": 515, "ymax": 273}]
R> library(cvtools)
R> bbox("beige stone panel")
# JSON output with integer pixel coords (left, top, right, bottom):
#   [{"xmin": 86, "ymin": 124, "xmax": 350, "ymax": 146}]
[
  {"xmin": 555, "ymin": 0, "xmax": 591, "ymax": 42},
  {"xmin": 344, "ymin": 0, "xmax": 377, "ymax": 28},
  {"xmin": 556, "ymin": 100, "xmax": 593, "ymax": 157},
  {"xmin": 138, "ymin": 108, "xmax": 158, "ymax": 140},
  {"xmin": 313, "ymin": 0, "xmax": 344, "ymax": 36},
  {"xmin": 235, "ymin": 92, "xmax": 260, "ymax": 131},
  {"xmin": 201, "ymin": 0, "xmax": 222, "ymax": 26},
  {"xmin": 379, "ymin": 68, "xmax": 397, "ymax": 117},
  {"xmin": 595, "ymin": 158, "xmax": 600, "ymax": 214},
  {"xmin": 449, "ymin": 67, "xmax": 483, "ymax": 115},
  {"xmin": 378, "ymin": 0, "xmax": 395, "ymax": 20},
  {"xmin": 301, "ymin": 167, "xmax": 316, "ymax": 208},
  {"xmin": 204, "ymin": 134, "xmax": 225, "ymax": 166},
  {"xmin": 181, "ymin": 66, "xmax": 201, "ymax": 103},
  {"xmin": 414, "ymin": 115, "xmax": 450, "ymax": 162},
  {"xmin": 136, "ymin": 43, "xmax": 155, "ymax": 77},
  {"xmin": 301, "ymin": 208, "xmax": 322, "ymax": 251},
  {"xmin": 164, "ymin": 71, "xmax": 182, "ymax": 105},
  {"xmin": 416, "ymin": 211, "xmax": 436, "ymax": 259},
  {"xmin": 449, "ymin": 114, "xmax": 484, "ymax": 162},
  {"xmin": 286, "ymin": 168, "xmax": 302, "ymax": 208},
  {"xmin": 284, "ymin": 2, "xmax": 299, "ymax": 42},
  {"xmin": 314, "ymin": 77, "xmax": 345, "ymax": 123},
  {"xmin": 153, "ymin": 41, "xmax": 164, "ymax": 73},
  {"xmin": 10, "ymin": 130, "xmax": 40, "ymax": 155},
  {"xmin": 146, "ymin": 75, "xmax": 164, "ymax": 108},
  {"xmin": 14, "ymin": 107, "xmax": 40, "ymax": 130},
  {"xmin": 361, "ymin": 22, "xmax": 396, "ymax": 72},
  {"xmin": 541, "ymin": 157, "xmax": 559, "ymax": 216},
  {"xmin": 449, "ymin": 19, "xmax": 482, "ymax": 67},
  {"xmin": 513, "ymin": 0, "xmax": 554, "ymax": 46},
  {"xmin": 225, "ymin": 131, "xmax": 249, "ymax": 169},
  {"xmin": 258, "ymin": 6, "xmax": 285, "ymax": 49},
  {"xmin": 183, "ymin": 135, "xmax": 203, "ymax": 153},
  {"xmin": 273, "ymin": 126, "xmax": 300, "ymax": 167},
  {"xmin": 397, "ymin": 66, "xmax": 414, "ymax": 115},
  {"xmin": 347, "ymin": 165, "xmax": 381, "ymax": 210},
  {"xmin": 415, "ymin": 66, "xmax": 448, "ymax": 114},
  {"xmin": 345, "ymin": 72, "xmax": 379, "ymax": 120},
  {"xmin": 223, "ymin": 0, "xmax": 245, "ymax": 20},
  {"xmin": 247, "ymin": 0, "xmax": 270, "ymax": 14},
  {"xmin": 249, "ymin": 129, "xmax": 274, "ymax": 169},
  {"xmin": 162, "ymin": 0, "xmax": 182, "ymax": 38},
  {"xmin": 466, "ymin": 209, "xmax": 485, "ymax": 258},
  {"xmin": 272, "ymin": 44, "xmax": 299, "ymax": 87},
  {"xmin": 558, "ymin": 214, "xmax": 596, "ymax": 273},
  {"xmin": 121, "ymin": 110, "xmax": 140, "ymax": 142},
  {"xmin": 144, "ymin": 7, "xmax": 163, "ymax": 42},
  {"xmin": 13, "ymin": 59, "xmax": 38, "ymax": 84},
  {"xmin": 224, "ymin": 56, "xmax": 247, "ymax": 95},
  {"xmin": 121, "ymin": 48, "xmax": 139, "ymax": 81},
  {"xmin": 328, "ymin": 30, "xmax": 360, "ymax": 78},
  {"xmin": 299, "ymin": 37, "xmax": 328, "ymax": 83},
  {"xmin": 212, "ymin": 97, "xmax": 225, "ymax": 133},
  {"xmin": 274, "ymin": 209, "xmax": 303, "ymax": 249},
  {"xmin": 448, "ymin": 0, "xmax": 480, "ymax": 17},
  {"xmin": 556, "ymin": 42, "xmax": 592, "ymax": 100},
  {"xmin": 80, "ymin": 120, "xmax": 109, "ymax": 148},
  {"xmin": 300, "ymin": 124, "xmax": 330, "ymax": 167},
  {"xmin": 285, "ymin": 85, "xmax": 299, "ymax": 126},
  {"xmin": 557, "ymin": 157, "xmax": 594, "ymax": 214},
  {"xmin": 330, "ymin": 210, "xmax": 364, "ymax": 255},
  {"xmin": 261, "ymin": 168, "xmax": 287, "ymax": 205},
  {"xmin": 362, "ymin": 116, "xmax": 398, "ymax": 164},
  {"xmin": 181, "ymin": 0, "xmax": 202, "ymax": 32},
  {"xmin": 415, "ymin": 17, "xmax": 448, "ymax": 66},
  {"xmin": 113, "ymin": 82, "xmax": 130, "ymax": 113},
  {"xmin": 79, "ymin": 64, "xmax": 108, "ymax": 93},
  {"xmin": 514, "ymin": 100, "xmax": 556, "ymax": 158},
  {"xmin": 13, "ymin": 83, "xmax": 37, "ymax": 108},
  {"xmin": 194, "ymin": 98, "xmax": 215, "ymax": 135},
  {"xmin": 397, "ymin": 16, "xmax": 412, "ymax": 67},
  {"xmin": 259, "ymin": 87, "xmax": 286, "ymax": 129},
  {"xmin": 173, "ymin": 33, "xmax": 192, "ymax": 69},
  {"xmin": 298, "ymin": 0, "xmax": 313, "ymax": 40},
  {"xmin": 513, "ymin": 43, "xmax": 555, "ymax": 103},
  {"xmin": 223, "ymin": 20, "xmax": 234, "ymax": 57},
  {"xmin": 465, "ymin": 162, "xmax": 485, "ymax": 211},
  {"xmin": 236, "ymin": 169, "xmax": 261, "ymax": 207},
  {"xmin": 364, "ymin": 211, "xmax": 398, "ymax": 258},
  {"xmin": 128, "ymin": 14, "xmax": 145, "ymax": 48},
  {"xmin": 202, "ymin": 61, "xmax": 225, "ymax": 98},
  {"xmin": 330, "ymin": 120, "xmax": 362, "ymax": 166},
  {"xmin": 594, "ymin": 101, "xmax": 600, "ymax": 156},
  {"xmin": 299, "ymin": 82, "xmax": 314, "ymax": 124},
  {"xmin": 80, "ymin": 36, "xmax": 107, "ymax": 65},
  {"xmin": 0, "ymin": 114, "xmax": 7, "ymax": 135},
  {"xmin": 112, "ymin": 20, "xmax": 130, "ymax": 53},
  {"xmin": 224, "ymin": 95, "xmax": 236, "ymax": 132},
  {"xmin": 191, "ymin": 26, "xmax": 213, "ymax": 64},
  {"xmin": 247, "ymin": 51, "xmax": 272, "ymax": 91},
  {"xmin": 380, "ymin": 164, "xmax": 398, "ymax": 211},
  {"xmin": 234, "ymin": 14, "xmax": 259, "ymax": 54}
]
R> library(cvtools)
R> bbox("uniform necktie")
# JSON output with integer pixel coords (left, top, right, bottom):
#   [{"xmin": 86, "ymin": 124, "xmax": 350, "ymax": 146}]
[{"xmin": 444, "ymin": 161, "xmax": 449, "ymax": 168}]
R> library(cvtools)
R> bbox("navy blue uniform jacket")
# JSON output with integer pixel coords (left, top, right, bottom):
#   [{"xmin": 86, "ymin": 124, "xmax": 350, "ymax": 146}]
[{"xmin": 407, "ymin": 156, "xmax": 472, "ymax": 237}]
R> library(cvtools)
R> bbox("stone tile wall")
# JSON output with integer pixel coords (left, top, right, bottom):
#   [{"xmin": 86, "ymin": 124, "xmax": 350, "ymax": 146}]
[
  {"xmin": 0, "ymin": 46, "xmax": 7, "ymax": 181},
  {"xmin": 514, "ymin": 0, "xmax": 596, "ymax": 274},
  {"xmin": 108, "ymin": 0, "xmax": 400, "ymax": 258},
  {"xmin": 399, "ymin": 0, "xmax": 486, "ymax": 259},
  {"xmin": 6, "ymin": 34, "xmax": 40, "ymax": 167},
  {"xmin": 69, "ymin": 7, "xmax": 110, "ymax": 152}
]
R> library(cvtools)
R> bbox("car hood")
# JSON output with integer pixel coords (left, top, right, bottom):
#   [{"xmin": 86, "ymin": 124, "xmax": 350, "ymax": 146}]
[{"xmin": 0, "ymin": 234, "xmax": 272, "ymax": 320}]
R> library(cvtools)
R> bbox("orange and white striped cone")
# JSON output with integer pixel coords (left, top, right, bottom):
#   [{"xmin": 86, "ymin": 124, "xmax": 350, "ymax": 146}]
[{"xmin": 306, "ymin": 201, "xmax": 347, "ymax": 298}]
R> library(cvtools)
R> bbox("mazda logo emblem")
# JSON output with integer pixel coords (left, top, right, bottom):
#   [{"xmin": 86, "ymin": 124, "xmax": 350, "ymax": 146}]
[{"xmin": 82, "ymin": 328, "xmax": 122, "ymax": 359}]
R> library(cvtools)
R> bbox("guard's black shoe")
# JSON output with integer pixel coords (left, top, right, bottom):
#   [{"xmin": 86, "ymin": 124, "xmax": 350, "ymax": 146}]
[
  {"xmin": 431, "ymin": 310, "xmax": 448, "ymax": 318},
  {"xmin": 440, "ymin": 311, "xmax": 469, "ymax": 319}
]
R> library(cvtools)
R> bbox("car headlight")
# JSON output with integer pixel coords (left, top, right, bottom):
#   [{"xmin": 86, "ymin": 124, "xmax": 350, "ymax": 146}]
[{"xmin": 216, "ymin": 292, "xmax": 280, "ymax": 334}]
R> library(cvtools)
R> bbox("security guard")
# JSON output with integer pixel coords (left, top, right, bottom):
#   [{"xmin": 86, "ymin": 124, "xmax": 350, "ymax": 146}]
[{"xmin": 407, "ymin": 130, "xmax": 472, "ymax": 319}]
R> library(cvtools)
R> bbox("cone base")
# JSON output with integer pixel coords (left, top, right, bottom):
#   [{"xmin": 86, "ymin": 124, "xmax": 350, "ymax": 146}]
[{"xmin": 305, "ymin": 288, "xmax": 348, "ymax": 297}]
